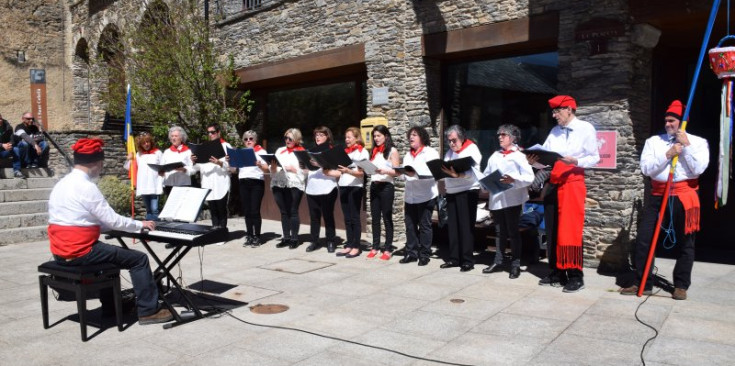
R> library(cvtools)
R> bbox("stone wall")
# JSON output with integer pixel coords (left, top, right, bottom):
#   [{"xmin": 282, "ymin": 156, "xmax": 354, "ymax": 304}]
[
  {"xmin": 0, "ymin": 0, "xmax": 73, "ymax": 131},
  {"xmin": 213, "ymin": 0, "xmax": 650, "ymax": 267}
]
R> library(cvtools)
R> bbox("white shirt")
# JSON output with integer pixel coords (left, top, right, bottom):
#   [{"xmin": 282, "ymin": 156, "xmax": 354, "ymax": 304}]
[
  {"xmin": 48, "ymin": 169, "xmax": 142, "ymax": 232},
  {"xmin": 271, "ymin": 146, "xmax": 307, "ymax": 190},
  {"xmin": 483, "ymin": 147, "xmax": 535, "ymax": 210},
  {"xmin": 305, "ymin": 168, "xmax": 338, "ymax": 195},
  {"xmin": 403, "ymin": 146, "xmax": 439, "ymax": 204},
  {"xmin": 640, "ymin": 132, "xmax": 709, "ymax": 182},
  {"xmin": 370, "ymin": 147, "xmax": 397, "ymax": 184},
  {"xmin": 238, "ymin": 147, "xmax": 268, "ymax": 180},
  {"xmin": 542, "ymin": 117, "xmax": 600, "ymax": 168},
  {"xmin": 339, "ymin": 146, "xmax": 369, "ymax": 187},
  {"xmin": 190, "ymin": 141, "xmax": 232, "ymax": 201},
  {"xmin": 443, "ymin": 141, "xmax": 482, "ymax": 194},
  {"xmin": 161, "ymin": 145, "xmax": 193, "ymax": 187},
  {"xmin": 125, "ymin": 149, "xmax": 163, "ymax": 196}
]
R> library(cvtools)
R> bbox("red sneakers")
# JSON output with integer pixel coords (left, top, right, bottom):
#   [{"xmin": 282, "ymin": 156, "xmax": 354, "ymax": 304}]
[
  {"xmin": 379, "ymin": 251, "xmax": 392, "ymax": 261},
  {"xmin": 366, "ymin": 249, "xmax": 378, "ymax": 259}
]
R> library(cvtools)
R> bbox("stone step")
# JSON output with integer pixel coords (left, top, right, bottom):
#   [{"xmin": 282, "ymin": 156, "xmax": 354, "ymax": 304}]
[
  {"xmin": 0, "ymin": 200, "xmax": 48, "ymax": 215},
  {"xmin": 0, "ymin": 177, "xmax": 58, "ymax": 190},
  {"xmin": 0, "ymin": 225, "xmax": 48, "ymax": 246},
  {"xmin": 0, "ymin": 213, "xmax": 49, "ymax": 230},
  {"xmin": 0, "ymin": 167, "xmax": 55, "ymax": 179},
  {"xmin": 0, "ymin": 188, "xmax": 52, "ymax": 203}
]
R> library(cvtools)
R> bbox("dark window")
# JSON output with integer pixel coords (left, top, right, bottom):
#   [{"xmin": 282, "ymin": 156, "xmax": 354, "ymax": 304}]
[
  {"xmin": 443, "ymin": 52, "xmax": 558, "ymax": 169},
  {"xmin": 244, "ymin": 0, "xmax": 263, "ymax": 10}
]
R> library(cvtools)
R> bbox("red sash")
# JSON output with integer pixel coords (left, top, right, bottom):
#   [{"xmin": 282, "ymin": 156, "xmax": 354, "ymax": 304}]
[
  {"xmin": 651, "ymin": 179, "xmax": 700, "ymax": 234},
  {"xmin": 550, "ymin": 161, "xmax": 586, "ymax": 270},
  {"xmin": 48, "ymin": 224, "xmax": 101, "ymax": 259}
]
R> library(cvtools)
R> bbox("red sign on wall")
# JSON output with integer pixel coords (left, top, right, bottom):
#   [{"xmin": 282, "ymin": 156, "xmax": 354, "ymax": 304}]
[{"xmin": 595, "ymin": 130, "xmax": 617, "ymax": 169}]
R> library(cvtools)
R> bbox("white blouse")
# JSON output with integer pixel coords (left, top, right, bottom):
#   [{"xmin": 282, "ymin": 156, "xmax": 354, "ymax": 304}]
[
  {"xmin": 483, "ymin": 147, "xmax": 534, "ymax": 210},
  {"xmin": 542, "ymin": 117, "xmax": 600, "ymax": 168},
  {"xmin": 238, "ymin": 147, "xmax": 268, "ymax": 181},
  {"xmin": 403, "ymin": 146, "xmax": 439, "ymax": 204},
  {"xmin": 271, "ymin": 146, "xmax": 307, "ymax": 191},
  {"xmin": 369, "ymin": 146, "xmax": 397, "ymax": 184},
  {"xmin": 161, "ymin": 145, "xmax": 193, "ymax": 187},
  {"xmin": 125, "ymin": 149, "xmax": 163, "ymax": 196},
  {"xmin": 339, "ymin": 146, "xmax": 369, "ymax": 187},
  {"xmin": 190, "ymin": 141, "xmax": 232, "ymax": 201},
  {"xmin": 443, "ymin": 142, "xmax": 482, "ymax": 194},
  {"xmin": 640, "ymin": 132, "xmax": 709, "ymax": 183}
]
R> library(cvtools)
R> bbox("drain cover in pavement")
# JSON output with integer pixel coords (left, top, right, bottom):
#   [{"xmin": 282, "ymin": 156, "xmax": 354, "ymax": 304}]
[
  {"xmin": 260, "ymin": 259, "xmax": 334, "ymax": 274},
  {"xmin": 250, "ymin": 304, "xmax": 289, "ymax": 314}
]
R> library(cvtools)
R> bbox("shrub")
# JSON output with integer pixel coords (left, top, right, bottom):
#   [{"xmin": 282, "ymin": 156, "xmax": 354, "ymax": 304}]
[{"xmin": 98, "ymin": 175, "xmax": 133, "ymax": 215}]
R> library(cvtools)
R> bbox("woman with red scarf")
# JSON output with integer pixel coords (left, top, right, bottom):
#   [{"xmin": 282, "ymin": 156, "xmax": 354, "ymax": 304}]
[
  {"xmin": 238, "ymin": 130, "xmax": 269, "ymax": 247},
  {"xmin": 270, "ymin": 128, "xmax": 307, "ymax": 249},
  {"xmin": 190, "ymin": 123, "xmax": 233, "ymax": 230},
  {"xmin": 304, "ymin": 126, "xmax": 341, "ymax": 253},
  {"xmin": 440, "ymin": 124, "xmax": 483, "ymax": 272},
  {"xmin": 336, "ymin": 127, "xmax": 369, "ymax": 258},
  {"xmin": 367, "ymin": 125, "xmax": 400, "ymax": 260},
  {"xmin": 161, "ymin": 126, "xmax": 193, "ymax": 196},
  {"xmin": 125, "ymin": 132, "xmax": 163, "ymax": 220}
]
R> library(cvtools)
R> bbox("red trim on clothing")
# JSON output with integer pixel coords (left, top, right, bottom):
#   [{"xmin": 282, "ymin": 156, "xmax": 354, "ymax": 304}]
[
  {"xmin": 410, "ymin": 146, "xmax": 424, "ymax": 158},
  {"xmin": 169, "ymin": 144, "xmax": 189, "ymax": 153},
  {"xmin": 345, "ymin": 144, "xmax": 363, "ymax": 154},
  {"xmin": 651, "ymin": 179, "xmax": 701, "ymax": 234},
  {"xmin": 48, "ymin": 224, "xmax": 101, "ymax": 259},
  {"xmin": 371, "ymin": 144, "xmax": 385, "ymax": 161},
  {"xmin": 550, "ymin": 161, "xmax": 586, "ymax": 271},
  {"xmin": 281, "ymin": 145, "xmax": 305, "ymax": 154},
  {"xmin": 253, "ymin": 145, "xmax": 263, "ymax": 152},
  {"xmin": 140, "ymin": 148, "xmax": 159, "ymax": 155},
  {"xmin": 456, "ymin": 139, "xmax": 474, "ymax": 154}
]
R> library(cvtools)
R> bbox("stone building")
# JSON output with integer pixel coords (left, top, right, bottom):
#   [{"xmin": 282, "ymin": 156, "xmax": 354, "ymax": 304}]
[{"xmin": 7, "ymin": 0, "xmax": 733, "ymax": 267}]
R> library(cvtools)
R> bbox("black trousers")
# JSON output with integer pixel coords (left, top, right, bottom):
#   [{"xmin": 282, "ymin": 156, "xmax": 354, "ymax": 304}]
[
  {"xmin": 634, "ymin": 194, "xmax": 696, "ymax": 290},
  {"xmin": 370, "ymin": 182, "xmax": 395, "ymax": 250},
  {"xmin": 446, "ymin": 189, "xmax": 479, "ymax": 266},
  {"xmin": 272, "ymin": 186, "xmax": 303, "ymax": 241},
  {"xmin": 492, "ymin": 204, "xmax": 523, "ymax": 267},
  {"xmin": 239, "ymin": 178, "xmax": 265, "ymax": 236},
  {"xmin": 208, "ymin": 193, "xmax": 229, "ymax": 228},
  {"xmin": 405, "ymin": 198, "xmax": 436, "ymax": 260},
  {"xmin": 543, "ymin": 184, "xmax": 583, "ymax": 279},
  {"xmin": 306, "ymin": 188, "xmax": 338, "ymax": 243},
  {"xmin": 340, "ymin": 186, "xmax": 364, "ymax": 248}
]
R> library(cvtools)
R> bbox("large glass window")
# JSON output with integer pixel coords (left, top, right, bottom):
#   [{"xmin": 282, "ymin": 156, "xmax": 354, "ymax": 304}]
[
  {"xmin": 443, "ymin": 52, "xmax": 558, "ymax": 169},
  {"xmin": 263, "ymin": 80, "xmax": 366, "ymax": 150}
]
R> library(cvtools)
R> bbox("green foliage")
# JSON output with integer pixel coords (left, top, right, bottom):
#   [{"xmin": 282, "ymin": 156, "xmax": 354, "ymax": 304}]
[
  {"xmin": 97, "ymin": 0, "xmax": 253, "ymax": 148},
  {"xmin": 98, "ymin": 176, "xmax": 132, "ymax": 215}
]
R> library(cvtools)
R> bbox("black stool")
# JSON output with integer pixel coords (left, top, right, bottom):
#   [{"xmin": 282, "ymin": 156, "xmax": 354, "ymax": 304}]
[{"xmin": 38, "ymin": 261, "xmax": 124, "ymax": 341}]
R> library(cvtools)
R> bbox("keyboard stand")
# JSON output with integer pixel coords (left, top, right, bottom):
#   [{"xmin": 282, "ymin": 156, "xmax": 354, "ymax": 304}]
[{"xmin": 108, "ymin": 232, "xmax": 221, "ymax": 328}]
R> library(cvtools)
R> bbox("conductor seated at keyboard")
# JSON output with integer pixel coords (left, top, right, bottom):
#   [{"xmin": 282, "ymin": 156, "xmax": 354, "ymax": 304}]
[{"xmin": 47, "ymin": 138, "xmax": 173, "ymax": 325}]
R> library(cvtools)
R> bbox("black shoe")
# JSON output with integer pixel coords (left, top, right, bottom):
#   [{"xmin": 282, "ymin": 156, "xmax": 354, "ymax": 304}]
[
  {"xmin": 538, "ymin": 270, "xmax": 567, "ymax": 287},
  {"xmin": 509, "ymin": 266, "xmax": 521, "ymax": 279},
  {"xmin": 418, "ymin": 258, "xmax": 430, "ymax": 266},
  {"xmin": 399, "ymin": 256, "xmax": 417, "ymax": 264},
  {"xmin": 326, "ymin": 241, "xmax": 336, "ymax": 253},
  {"xmin": 276, "ymin": 240, "xmax": 289, "ymax": 248},
  {"xmin": 289, "ymin": 239, "xmax": 300, "ymax": 249},
  {"xmin": 250, "ymin": 236, "xmax": 261, "ymax": 247},
  {"xmin": 562, "ymin": 278, "xmax": 585, "ymax": 293},
  {"xmin": 243, "ymin": 235, "xmax": 253, "ymax": 247},
  {"xmin": 482, "ymin": 263, "xmax": 502, "ymax": 274},
  {"xmin": 305, "ymin": 243, "xmax": 320, "ymax": 252},
  {"xmin": 440, "ymin": 262, "xmax": 459, "ymax": 269},
  {"xmin": 460, "ymin": 264, "xmax": 474, "ymax": 272},
  {"xmin": 345, "ymin": 250, "xmax": 362, "ymax": 258}
]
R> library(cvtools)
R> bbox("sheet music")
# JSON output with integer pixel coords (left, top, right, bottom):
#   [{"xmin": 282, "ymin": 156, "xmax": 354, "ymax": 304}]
[
  {"xmin": 158, "ymin": 186, "xmax": 210, "ymax": 223},
  {"xmin": 354, "ymin": 159, "xmax": 379, "ymax": 175}
]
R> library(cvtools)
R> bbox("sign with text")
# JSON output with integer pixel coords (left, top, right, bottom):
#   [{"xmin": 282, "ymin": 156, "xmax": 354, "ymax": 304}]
[
  {"xmin": 594, "ymin": 130, "xmax": 617, "ymax": 169},
  {"xmin": 30, "ymin": 69, "xmax": 49, "ymax": 130}
]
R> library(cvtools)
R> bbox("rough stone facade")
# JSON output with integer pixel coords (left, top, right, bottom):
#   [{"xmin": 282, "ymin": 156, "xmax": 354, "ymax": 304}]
[
  {"xmin": 211, "ymin": 0, "xmax": 652, "ymax": 268},
  {"xmin": 0, "ymin": 0, "xmax": 73, "ymax": 130}
]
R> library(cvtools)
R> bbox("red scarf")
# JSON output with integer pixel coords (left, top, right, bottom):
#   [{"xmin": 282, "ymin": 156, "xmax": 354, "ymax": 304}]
[
  {"xmin": 219, "ymin": 138, "xmax": 227, "ymax": 144},
  {"xmin": 281, "ymin": 145, "xmax": 305, "ymax": 154},
  {"xmin": 651, "ymin": 179, "xmax": 700, "ymax": 234},
  {"xmin": 410, "ymin": 146, "xmax": 424, "ymax": 158},
  {"xmin": 140, "ymin": 148, "xmax": 159, "ymax": 155},
  {"xmin": 169, "ymin": 144, "xmax": 190, "ymax": 153},
  {"xmin": 345, "ymin": 144, "xmax": 363, "ymax": 154},
  {"xmin": 371, "ymin": 144, "xmax": 385, "ymax": 161},
  {"xmin": 253, "ymin": 145, "xmax": 263, "ymax": 152},
  {"xmin": 456, "ymin": 139, "xmax": 474, "ymax": 154},
  {"xmin": 550, "ymin": 161, "xmax": 586, "ymax": 271}
]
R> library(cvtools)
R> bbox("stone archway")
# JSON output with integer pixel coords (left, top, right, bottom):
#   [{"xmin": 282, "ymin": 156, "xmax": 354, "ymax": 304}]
[{"xmin": 72, "ymin": 38, "xmax": 92, "ymax": 129}]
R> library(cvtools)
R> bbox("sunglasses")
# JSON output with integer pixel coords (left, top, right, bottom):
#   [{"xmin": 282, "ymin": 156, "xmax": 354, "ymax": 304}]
[
  {"xmin": 207, "ymin": 130, "xmax": 218, "ymax": 135},
  {"xmin": 497, "ymin": 132, "xmax": 509, "ymax": 137},
  {"xmin": 244, "ymin": 137, "xmax": 255, "ymax": 141},
  {"xmin": 284, "ymin": 136, "xmax": 293, "ymax": 141}
]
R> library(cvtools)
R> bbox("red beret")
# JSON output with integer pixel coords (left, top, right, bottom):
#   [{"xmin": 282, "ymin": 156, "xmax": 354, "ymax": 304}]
[
  {"xmin": 548, "ymin": 95, "xmax": 577, "ymax": 110},
  {"xmin": 665, "ymin": 100, "xmax": 685, "ymax": 121},
  {"xmin": 72, "ymin": 138, "xmax": 105, "ymax": 164}
]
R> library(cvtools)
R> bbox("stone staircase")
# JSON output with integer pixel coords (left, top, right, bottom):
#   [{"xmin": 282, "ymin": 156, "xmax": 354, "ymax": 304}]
[{"xmin": 0, "ymin": 167, "xmax": 57, "ymax": 245}]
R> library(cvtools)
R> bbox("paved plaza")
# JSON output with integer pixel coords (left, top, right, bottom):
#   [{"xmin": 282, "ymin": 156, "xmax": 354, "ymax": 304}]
[{"xmin": 1, "ymin": 218, "xmax": 734, "ymax": 366}]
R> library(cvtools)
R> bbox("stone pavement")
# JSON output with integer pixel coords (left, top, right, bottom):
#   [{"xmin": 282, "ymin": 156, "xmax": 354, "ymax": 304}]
[{"xmin": 1, "ymin": 218, "xmax": 734, "ymax": 366}]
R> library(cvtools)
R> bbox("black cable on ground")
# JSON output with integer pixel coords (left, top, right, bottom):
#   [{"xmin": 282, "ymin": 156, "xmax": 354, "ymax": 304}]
[{"xmin": 634, "ymin": 267, "xmax": 663, "ymax": 366}]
